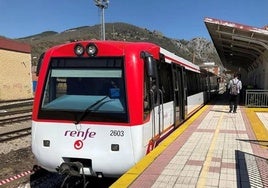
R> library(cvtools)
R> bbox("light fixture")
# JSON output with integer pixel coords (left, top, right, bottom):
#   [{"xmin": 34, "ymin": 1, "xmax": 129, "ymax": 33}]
[
  {"xmin": 111, "ymin": 144, "xmax": 119, "ymax": 151},
  {"xmin": 74, "ymin": 43, "xmax": 85, "ymax": 56},
  {"xmin": 43, "ymin": 140, "xmax": 50, "ymax": 147},
  {"xmin": 86, "ymin": 43, "xmax": 98, "ymax": 56}
]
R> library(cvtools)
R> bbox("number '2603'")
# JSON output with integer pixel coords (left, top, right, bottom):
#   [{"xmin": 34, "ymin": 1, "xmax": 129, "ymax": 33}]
[{"xmin": 110, "ymin": 130, "xmax": 124, "ymax": 137}]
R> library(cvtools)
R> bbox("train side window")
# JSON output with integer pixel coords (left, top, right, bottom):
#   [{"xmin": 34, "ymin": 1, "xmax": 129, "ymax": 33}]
[
  {"xmin": 158, "ymin": 62, "xmax": 173, "ymax": 103},
  {"xmin": 186, "ymin": 70, "xmax": 199, "ymax": 95},
  {"xmin": 144, "ymin": 67, "xmax": 151, "ymax": 120}
]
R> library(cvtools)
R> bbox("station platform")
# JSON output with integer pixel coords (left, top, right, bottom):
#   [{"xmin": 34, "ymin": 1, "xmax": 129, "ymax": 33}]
[{"xmin": 111, "ymin": 95, "xmax": 268, "ymax": 188}]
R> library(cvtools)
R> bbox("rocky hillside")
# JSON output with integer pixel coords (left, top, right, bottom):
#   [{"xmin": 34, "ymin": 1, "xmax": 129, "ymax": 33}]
[{"xmin": 17, "ymin": 22, "xmax": 221, "ymax": 67}]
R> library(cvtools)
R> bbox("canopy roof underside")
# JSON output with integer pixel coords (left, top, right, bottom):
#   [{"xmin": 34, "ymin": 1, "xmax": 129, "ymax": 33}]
[{"xmin": 204, "ymin": 17, "xmax": 268, "ymax": 72}]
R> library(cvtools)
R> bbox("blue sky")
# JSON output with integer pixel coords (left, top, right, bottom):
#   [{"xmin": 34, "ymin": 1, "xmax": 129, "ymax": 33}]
[{"xmin": 1, "ymin": 0, "xmax": 267, "ymax": 40}]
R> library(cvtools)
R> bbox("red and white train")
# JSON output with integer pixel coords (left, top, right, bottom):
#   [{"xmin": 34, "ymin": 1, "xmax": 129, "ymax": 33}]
[{"xmin": 32, "ymin": 40, "xmax": 218, "ymax": 178}]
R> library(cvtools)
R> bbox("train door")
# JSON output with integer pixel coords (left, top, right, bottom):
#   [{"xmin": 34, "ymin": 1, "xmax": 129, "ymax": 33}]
[
  {"xmin": 142, "ymin": 52, "xmax": 163, "ymax": 138},
  {"xmin": 172, "ymin": 63, "xmax": 186, "ymax": 127}
]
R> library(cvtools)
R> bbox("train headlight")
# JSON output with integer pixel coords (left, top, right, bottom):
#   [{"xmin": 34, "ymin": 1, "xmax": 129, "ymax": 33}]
[
  {"xmin": 86, "ymin": 43, "xmax": 98, "ymax": 56},
  {"xmin": 111, "ymin": 144, "xmax": 119, "ymax": 151},
  {"xmin": 74, "ymin": 44, "xmax": 85, "ymax": 56},
  {"xmin": 43, "ymin": 140, "xmax": 50, "ymax": 147}
]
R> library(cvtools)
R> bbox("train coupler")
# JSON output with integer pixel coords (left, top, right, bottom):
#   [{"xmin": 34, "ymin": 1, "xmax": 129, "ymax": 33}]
[
  {"xmin": 57, "ymin": 162, "xmax": 83, "ymax": 177},
  {"xmin": 57, "ymin": 162, "xmax": 89, "ymax": 188}
]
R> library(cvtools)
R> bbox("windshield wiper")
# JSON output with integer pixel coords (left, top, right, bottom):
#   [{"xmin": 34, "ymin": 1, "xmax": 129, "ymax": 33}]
[{"xmin": 74, "ymin": 96, "xmax": 109, "ymax": 124}]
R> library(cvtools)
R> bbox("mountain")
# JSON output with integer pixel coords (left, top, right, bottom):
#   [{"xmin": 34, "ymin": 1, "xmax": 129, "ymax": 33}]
[{"xmin": 17, "ymin": 22, "xmax": 221, "ymax": 67}]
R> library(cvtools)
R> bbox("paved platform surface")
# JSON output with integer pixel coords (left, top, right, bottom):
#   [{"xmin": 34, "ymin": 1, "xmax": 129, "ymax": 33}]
[{"xmin": 111, "ymin": 97, "xmax": 268, "ymax": 188}]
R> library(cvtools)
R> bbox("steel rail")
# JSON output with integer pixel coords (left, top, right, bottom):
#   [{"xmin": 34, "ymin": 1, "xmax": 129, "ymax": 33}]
[
  {"xmin": 0, "ymin": 127, "xmax": 31, "ymax": 142},
  {"xmin": 0, "ymin": 114, "xmax": 32, "ymax": 126}
]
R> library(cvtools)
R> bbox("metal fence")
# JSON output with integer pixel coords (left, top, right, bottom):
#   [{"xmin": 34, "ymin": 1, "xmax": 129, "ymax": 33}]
[{"xmin": 245, "ymin": 90, "xmax": 268, "ymax": 107}]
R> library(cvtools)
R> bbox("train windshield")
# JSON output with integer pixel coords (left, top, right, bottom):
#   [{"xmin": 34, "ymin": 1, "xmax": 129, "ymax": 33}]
[{"xmin": 38, "ymin": 57, "xmax": 128, "ymax": 122}]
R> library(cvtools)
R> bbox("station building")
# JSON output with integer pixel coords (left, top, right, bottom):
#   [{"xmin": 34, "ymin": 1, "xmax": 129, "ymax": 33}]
[{"xmin": 0, "ymin": 37, "xmax": 33, "ymax": 101}]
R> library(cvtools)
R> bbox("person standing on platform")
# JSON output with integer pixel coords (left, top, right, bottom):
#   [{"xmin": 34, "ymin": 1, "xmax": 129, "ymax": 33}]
[{"xmin": 228, "ymin": 73, "xmax": 242, "ymax": 113}]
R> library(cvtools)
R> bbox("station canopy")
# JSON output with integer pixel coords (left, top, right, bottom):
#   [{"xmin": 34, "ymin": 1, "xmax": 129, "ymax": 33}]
[{"xmin": 204, "ymin": 17, "xmax": 268, "ymax": 72}]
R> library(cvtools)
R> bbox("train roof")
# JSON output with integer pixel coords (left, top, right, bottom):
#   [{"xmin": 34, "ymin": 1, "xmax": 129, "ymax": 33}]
[
  {"xmin": 160, "ymin": 47, "xmax": 200, "ymax": 73},
  {"xmin": 45, "ymin": 40, "xmax": 200, "ymax": 73}
]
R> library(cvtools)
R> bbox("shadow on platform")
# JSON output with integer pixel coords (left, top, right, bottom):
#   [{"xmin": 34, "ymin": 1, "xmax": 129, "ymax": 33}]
[
  {"xmin": 235, "ymin": 150, "xmax": 268, "ymax": 188},
  {"xmin": 237, "ymin": 139, "xmax": 268, "ymax": 147},
  {"xmin": 211, "ymin": 92, "xmax": 245, "ymax": 107}
]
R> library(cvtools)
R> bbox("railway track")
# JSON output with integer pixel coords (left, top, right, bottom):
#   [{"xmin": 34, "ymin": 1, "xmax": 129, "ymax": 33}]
[
  {"xmin": 0, "ymin": 127, "xmax": 31, "ymax": 142},
  {"xmin": 0, "ymin": 99, "xmax": 33, "ymax": 142},
  {"xmin": 0, "ymin": 98, "xmax": 33, "ymax": 108},
  {"xmin": 0, "ymin": 99, "xmax": 32, "ymax": 125},
  {"xmin": 0, "ymin": 113, "xmax": 32, "ymax": 126}
]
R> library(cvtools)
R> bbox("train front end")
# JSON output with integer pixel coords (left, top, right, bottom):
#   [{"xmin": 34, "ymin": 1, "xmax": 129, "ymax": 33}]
[{"xmin": 31, "ymin": 41, "xmax": 150, "ymax": 177}]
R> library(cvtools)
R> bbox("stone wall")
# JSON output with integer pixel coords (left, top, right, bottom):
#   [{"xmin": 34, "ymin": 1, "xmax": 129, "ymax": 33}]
[{"xmin": 0, "ymin": 49, "xmax": 33, "ymax": 101}]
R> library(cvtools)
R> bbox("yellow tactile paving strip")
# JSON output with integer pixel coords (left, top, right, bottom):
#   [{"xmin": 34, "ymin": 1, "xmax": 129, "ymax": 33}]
[{"xmin": 245, "ymin": 108, "xmax": 268, "ymax": 148}]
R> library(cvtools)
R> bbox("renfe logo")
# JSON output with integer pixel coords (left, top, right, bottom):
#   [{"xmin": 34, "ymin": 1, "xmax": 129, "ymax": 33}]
[
  {"xmin": 64, "ymin": 128, "xmax": 97, "ymax": 141},
  {"xmin": 74, "ymin": 140, "xmax": 83, "ymax": 150}
]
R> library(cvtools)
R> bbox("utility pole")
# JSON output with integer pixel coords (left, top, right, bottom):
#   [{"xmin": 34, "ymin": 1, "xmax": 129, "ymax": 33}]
[{"xmin": 94, "ymin": 0, "xmax": 109, "ymax": 40}]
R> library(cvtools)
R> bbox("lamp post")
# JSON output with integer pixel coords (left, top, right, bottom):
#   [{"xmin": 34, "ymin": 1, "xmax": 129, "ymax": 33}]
[{"xmin": 94, "ymin": 0, "xmax": 109, "ymax": 40}]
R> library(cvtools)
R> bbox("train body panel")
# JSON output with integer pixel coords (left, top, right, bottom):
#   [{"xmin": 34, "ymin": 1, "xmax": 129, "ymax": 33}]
[
  {"xmin": 32, "ymin": 121, "xmax": 145, "ymax": 176},
  {"xmin": 187, "ymin": 92, "xmax": 206, "ymax": 116}
]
